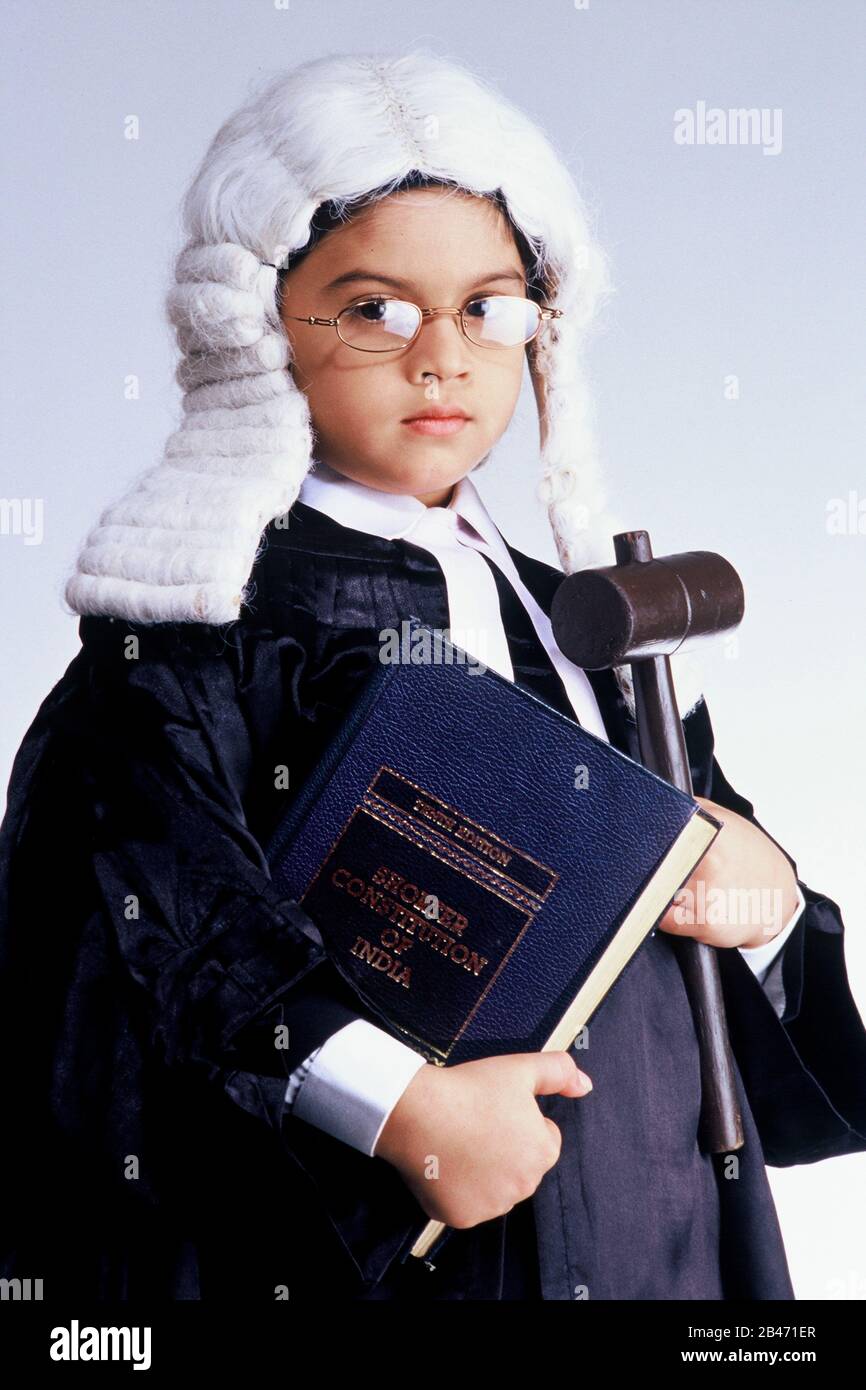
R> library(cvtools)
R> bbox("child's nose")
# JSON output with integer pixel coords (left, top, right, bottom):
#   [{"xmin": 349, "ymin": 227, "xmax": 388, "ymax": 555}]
[{"xmin": 407, "ymin": 311, "xmax": 473, "ymax": 378}]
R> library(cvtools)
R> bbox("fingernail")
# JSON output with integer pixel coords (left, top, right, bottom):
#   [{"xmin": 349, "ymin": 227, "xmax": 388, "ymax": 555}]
[{"xmin": 577, "ymin": 1071, "xmax": 593, "ymax": 1093}]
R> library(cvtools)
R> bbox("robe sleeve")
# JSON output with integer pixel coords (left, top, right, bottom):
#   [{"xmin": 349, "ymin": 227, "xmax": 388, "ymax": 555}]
[
  {"xmin": 683, "ymin": 696, "xmax": 866, "ymax": 1165},
  {"xmin": 26, "ymin": 617, "xmax": 386, "ymax": 1128},
  {"xmin": 0, "ymin": 613, "xmax": 428, "ymax": 1290}
]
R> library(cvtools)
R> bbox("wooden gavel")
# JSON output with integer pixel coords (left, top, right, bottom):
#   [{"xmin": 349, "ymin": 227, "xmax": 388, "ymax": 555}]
[{"xmin": 550, "ymin": 528, "xmax": 745, "ymax": 1155}]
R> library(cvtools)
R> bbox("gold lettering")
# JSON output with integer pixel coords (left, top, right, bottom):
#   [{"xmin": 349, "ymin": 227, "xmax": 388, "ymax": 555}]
[
  {"xmin": 454, "ymin": 824, "xmax": 512, "ymax": 867},
  {"xmin": 333, "ymin": 865, "xmax": 484, "ymax": 975},
  {"xmin": 349, "ymin": 936, "xmax": 412, "ymax": 989},
  {"xmin": 413, "ymin": 798, "xmax": 457, "ymax": 833},
  {"xmin": 379, "ymin": 927, "xmax": 415, "ymax": 956}
]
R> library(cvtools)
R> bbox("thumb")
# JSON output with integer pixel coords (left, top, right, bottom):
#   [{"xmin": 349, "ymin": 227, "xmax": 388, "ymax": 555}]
[{"xmin": 531, "ymin": 1050, "xmax": 593, "ymax": 1098}]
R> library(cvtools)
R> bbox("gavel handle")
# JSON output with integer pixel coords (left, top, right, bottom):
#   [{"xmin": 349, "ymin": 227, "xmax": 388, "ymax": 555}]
[
  {"xmin": 630, "ymin": 651, "xmax": 744, "ymax": 1153},
  {"xmin": 674, "ymin": 937, "xmax": 744, "ymax": 1152}
]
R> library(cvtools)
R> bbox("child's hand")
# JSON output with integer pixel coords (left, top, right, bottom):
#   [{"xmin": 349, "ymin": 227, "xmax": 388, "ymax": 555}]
[
  {"xmin": 657, "ymin": 795, "xmax": 800, "ymax": 950},
  {"xmin": 373, "ymin": 1051, "xmax": 592, "ymax": 1228}
]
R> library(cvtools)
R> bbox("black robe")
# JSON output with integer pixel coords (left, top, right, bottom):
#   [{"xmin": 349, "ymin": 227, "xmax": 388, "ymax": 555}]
[{"xmin": 1, "ymin": 499, "xmax": 864, "ymax": 1302}]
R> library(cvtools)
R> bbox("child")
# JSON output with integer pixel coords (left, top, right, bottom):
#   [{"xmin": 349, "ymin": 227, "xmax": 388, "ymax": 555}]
[{"xmin": 1, "ymin": 50, "xmax": 864, "ymax": 1303}]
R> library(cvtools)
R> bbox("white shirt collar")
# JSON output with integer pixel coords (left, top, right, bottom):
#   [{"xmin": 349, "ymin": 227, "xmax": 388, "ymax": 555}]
[
  {"xmin": 296, "ymin": 456, "xmax": 613, "ymax": 744},
  {"xmin": 298, "ymin": 457, "xmax": 503, "ymax": 552}
]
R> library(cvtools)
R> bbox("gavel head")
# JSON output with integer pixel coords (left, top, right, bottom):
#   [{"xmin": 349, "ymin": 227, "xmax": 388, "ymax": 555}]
[{"xmin": 550, "ymin": 533, "xmax": 745, "ymax": 670}]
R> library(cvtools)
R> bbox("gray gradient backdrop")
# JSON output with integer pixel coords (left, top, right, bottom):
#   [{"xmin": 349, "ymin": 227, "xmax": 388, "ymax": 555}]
[{"xmin": 2, "ymin": 0, "xmax": 864, "ymax": 1300}]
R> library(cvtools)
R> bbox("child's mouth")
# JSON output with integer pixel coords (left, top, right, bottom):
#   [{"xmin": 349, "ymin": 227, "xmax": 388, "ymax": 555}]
[{"xmin": 402, "ymin": 417, "xmax": 469, "ymax": 437}]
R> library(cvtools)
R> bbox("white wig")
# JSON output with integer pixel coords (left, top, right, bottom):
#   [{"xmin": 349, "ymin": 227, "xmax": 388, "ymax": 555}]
[{"xmin": 64, "ymin": 49, "xmax": 704, "ymax": 717}]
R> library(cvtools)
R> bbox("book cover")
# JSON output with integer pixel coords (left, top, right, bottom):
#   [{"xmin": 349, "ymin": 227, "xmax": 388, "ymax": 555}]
[{"xmin": 266, "ymin": 618, "xmax": 721, "ymax": 1067}]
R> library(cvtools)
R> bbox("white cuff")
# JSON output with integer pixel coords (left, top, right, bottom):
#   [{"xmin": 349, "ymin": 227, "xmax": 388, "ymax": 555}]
[
  {"xmin": 287, "ymin": 1018, "xmax": 428, "ymax": 1157},
  {"xmin": 737, "ymin": 883, "xmax": 806, "ymax": 983}
]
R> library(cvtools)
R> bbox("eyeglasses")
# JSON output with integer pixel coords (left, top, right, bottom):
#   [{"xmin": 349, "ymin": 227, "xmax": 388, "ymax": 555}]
[{"xmin": 269, "ymin": 288, "xmax": 563, "ymax": 353}]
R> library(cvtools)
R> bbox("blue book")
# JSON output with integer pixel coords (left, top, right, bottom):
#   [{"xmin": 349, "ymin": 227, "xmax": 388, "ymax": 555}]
[{"xmin": 266, "ymin": 617, "xmax": 721, "ymax": 1069}]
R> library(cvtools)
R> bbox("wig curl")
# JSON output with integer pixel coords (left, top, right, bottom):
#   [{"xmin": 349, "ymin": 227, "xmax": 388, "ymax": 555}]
[{"xmin": 64, "ymin": 49, "xmax": 704, "ymax": 716}]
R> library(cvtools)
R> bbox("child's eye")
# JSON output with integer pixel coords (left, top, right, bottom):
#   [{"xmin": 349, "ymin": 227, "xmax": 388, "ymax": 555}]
[
  {"xmin": 346, "ymin": 297, "xmax": 390, "ymax": 322},
  {"xmin": 465, "ymin": 294, "xmax": 532, "ymax": 320},
  {"xmin": 464, "ymin": 296, "xmax": 499, "ymax": 318}
]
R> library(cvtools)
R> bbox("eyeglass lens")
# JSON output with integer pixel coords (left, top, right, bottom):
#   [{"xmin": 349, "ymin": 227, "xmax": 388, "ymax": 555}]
[{"xmin": 337, "ymin": 297, "xmax": 542, "ymax": 351}]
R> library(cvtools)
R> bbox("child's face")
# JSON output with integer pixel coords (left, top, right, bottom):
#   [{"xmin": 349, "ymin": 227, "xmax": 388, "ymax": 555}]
[{"xmin": 279, "ymin": 189, "xmax": 531, "ymax": 507}]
